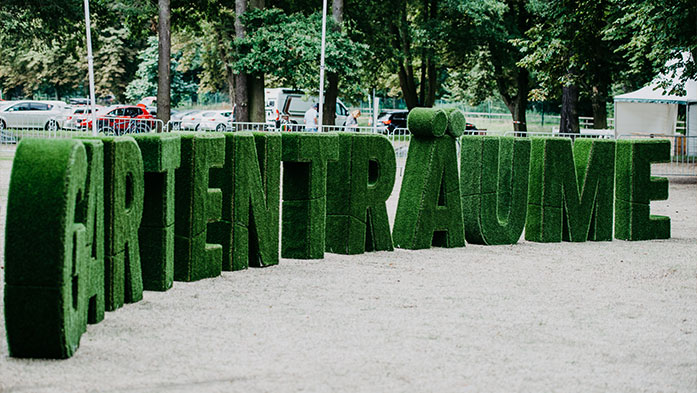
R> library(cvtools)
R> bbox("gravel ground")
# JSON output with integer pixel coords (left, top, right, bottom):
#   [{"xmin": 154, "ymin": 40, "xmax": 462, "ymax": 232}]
[{"xmin": 0, "ymin": 148, "xmax": 695, "ymax": 393}]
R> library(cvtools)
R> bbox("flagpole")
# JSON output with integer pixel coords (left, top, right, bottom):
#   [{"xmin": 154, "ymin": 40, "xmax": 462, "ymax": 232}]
[
  {"xmin": 317, "ymin": 0, "xmax": 328, "ymax": 132},
  {"xmin": 84, "ymin": 0, "xmax": 98, "ymax": 136}
]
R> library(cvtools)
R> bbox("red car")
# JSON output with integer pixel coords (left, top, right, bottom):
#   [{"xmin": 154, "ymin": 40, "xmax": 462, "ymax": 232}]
[{"xmin": 79, "ymin": 105, "xmax": 156, "ymax": 134}]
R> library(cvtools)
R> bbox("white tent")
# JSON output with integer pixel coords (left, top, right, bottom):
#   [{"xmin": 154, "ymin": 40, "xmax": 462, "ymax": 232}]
[{"xmin": 614, "ymin": 53, "xmax": 696, "ymax": 154}]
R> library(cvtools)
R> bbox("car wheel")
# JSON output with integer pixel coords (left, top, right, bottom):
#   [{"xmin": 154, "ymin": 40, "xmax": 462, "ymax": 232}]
[
  {"xmin": 195, "ymin": 124, "xmax": 200, "ymax": 132},
  {"xmin": 0, "ymin": 119, "xmax": 6, "ymax": 131},
  {"xmin": 172, "ymin": 122, "xmax": 181, "ymax": 131},
  {"xmin": 45, "ymin": 119, "xmax": 59, "ymax": 132},
  {"xmin": 216, "ymin": 123, "xmax": 226, "ymax": 132}
]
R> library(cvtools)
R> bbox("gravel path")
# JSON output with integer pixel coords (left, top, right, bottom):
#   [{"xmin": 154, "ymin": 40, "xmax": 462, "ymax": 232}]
[{"xmin": 0, "ymin": 150, "xmax": 695, "ymax": 393}]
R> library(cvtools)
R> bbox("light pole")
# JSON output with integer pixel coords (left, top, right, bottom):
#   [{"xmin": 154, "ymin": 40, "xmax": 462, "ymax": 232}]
[
  {"xmin": 317, "ymin": 0, "xmax": 328, "ymax": 132},
  {"xmin": 83, "ymin": 0, "xmax": 98, "ymax": 136}
]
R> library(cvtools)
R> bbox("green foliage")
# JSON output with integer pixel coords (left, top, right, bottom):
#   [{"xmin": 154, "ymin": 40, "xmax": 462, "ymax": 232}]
[
  {"xmin": 525, "ymin": 138, "xmax": 616, "ymax": 243},
  {"xmin": 174, "ymin": 133, "xmax": 225, "ymax": 281},
  {"xmin": 126, "ymin": 36, "xmax": 199, "ymax": 106},
  {"xmin": 208, "ymin": 132, "xmax": 281, "ymax": 271},
  {"xmin": 605, "ymin": 0, "xmax": 696, "ymax": 95},
  {"xmin": 393, "ymin": 130, "xmax": 465, "ymax": 250},
  {"xmin": 230, "ymin": 8, "xmax": 368, "ymax": 99},
  {"xmin": 133, "ymin": 134, "xmax": 181, "ymax": 291},
  {"xmin": 460, "ymin": 136, "xmax": 530, "ymax": 245},
  {"xmin": 614, "ymin": 139, "xmax": 671, "ymax": 240},
  {"xmin": 326, "ymin": 133, "xmax": 397, "ymax": 254},
  {"xmin": 4, "ymin": 139, "xmax": 91, "ymax": 358},
  {"xmin": 281, "ymin": 133, "xmax": 339, "ymax": 259}
]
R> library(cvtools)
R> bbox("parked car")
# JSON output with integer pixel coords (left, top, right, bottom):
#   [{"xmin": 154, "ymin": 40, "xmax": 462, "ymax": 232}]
[
  {"xmin": 199, "ymin": 110, "xmax": 233, "ymax": 131},
  {"xmin": 169, "ymin": 110, "xmax": 200, "ymax": 131},
  {"xmin": 180, "ymin": 111, "xmax": 216, "ymax": 130},
  {"xmin": 138, "ymin": 96, "xmax": 157, "ymax": 116},
  {"xmin": 377, "ymin": 110, "xmax": 408, "ymax": 132},
  {"xmin": 265, "ymin": 88, "xmax": 350, "ymax": 126},
  {"xmin": 78, "ymin": 105, "xmax": 156, "ymax": 134},
  {"xmin": 0, "ymin": 100, "xmax": 68, "ymax": 131},
  {"xmin": 64, "ymin": 105, "xmax": 104, "ymax": 130},
  {"xmin": 377, "ymin": 109, "xmax": 478, "ymax": 133}
]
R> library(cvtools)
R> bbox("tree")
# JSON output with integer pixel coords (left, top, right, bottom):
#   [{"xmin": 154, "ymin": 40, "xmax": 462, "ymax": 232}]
[
  {"xmin": 607, "ymin": 0, "xmax": 696, "ymax": 95},
  {"xmin": 157, "ymin": 0, "xmax": 172, "ymax": 125},
  {"xmin": 518, "ymin": 0, "xmax": 611, "ymax": 133},
  {"xmin": 322, "ymin": 0, "xmax": 343, "ymax": 126},
  {"xmin": 126, "ymin": 37, "xmax": 197, "ymax": 107},
  {"xmin": 443, "ymin": 0, "xmax": 533, "ymax": 131}
]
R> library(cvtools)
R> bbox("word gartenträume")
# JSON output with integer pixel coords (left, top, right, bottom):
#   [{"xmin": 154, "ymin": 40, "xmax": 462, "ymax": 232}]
[{"xmin": 3, "ymin": 108, "xmax": 670, "ymax": 359}]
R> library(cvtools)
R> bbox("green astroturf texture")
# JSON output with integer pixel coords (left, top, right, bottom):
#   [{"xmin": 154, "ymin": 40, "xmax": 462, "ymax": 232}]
[
  {"xmin": 76, "ymin": 139, "xmax": 105, "ymax": 324},
  {"xmin": 443, "ymin": 108, "xmax": 466, "ymax": 138},
  {"xmin": 393, "ymin": 132, "xmax": 465, "ymax": 250},
  {"xmin": 174, "ymin": 133, "xmax": 225, "ymax": 281},
  {"xmin": 100, "ymin": 136, "xmax": 145, "ymax": 310},
  {"xmin": 326, "ymin": 133, "xmax": 397, "ymax": 254},
  {"xmin": 133, "ymin": 134, "xmax": 181, "ymax": 291},
  {"xmin": 406, "ymin": 108, "xmax": 448, "ymax": 138},
  {"xmin": 4, "ymin": 139, "xmax": 91, "ymax": 358},
  {"xmin": 524, "ymin": 138, "xmax": 616, "ymax": 243},
  {"xmin": 614, "ymin": 139, "xmax": 670, "ymax": 240},
  {"xmin": 460, "ymin": 136, "xmax": 531, "ymax": 245},
  {"xmin": 208, "ymin": 132, "xmax": 281, "ymax": 271},
  {"xmin": 281, "ymin": 133, "xmax": 339, "ymax": 259}
]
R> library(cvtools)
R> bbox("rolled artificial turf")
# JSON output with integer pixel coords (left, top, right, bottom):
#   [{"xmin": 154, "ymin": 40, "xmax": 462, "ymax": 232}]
[
  {"xmin": 406, "ymin": 108, "xmax": 448, "ymax": 138},
  {"xmin": 443, "ymin": 108, "xmax": 466, "ymax": 138}
]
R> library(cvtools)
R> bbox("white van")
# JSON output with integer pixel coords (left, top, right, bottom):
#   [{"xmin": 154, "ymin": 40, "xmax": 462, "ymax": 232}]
[{"xmin": 265, "ymin": 88, "xmax": 349, "ymax": 126}]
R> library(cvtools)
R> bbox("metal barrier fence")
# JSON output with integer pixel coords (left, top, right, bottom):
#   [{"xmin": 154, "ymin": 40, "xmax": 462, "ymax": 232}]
[
  {"xmin": 616, "ymin": 134, "xmax": 697, "ymax": 177},
  {"xmin": 3, "ymin": 119, "xmax": 695, "ymax": 179},
  {"xmin": 0, "ymin": 117, "xmax": 165, "ymax": 153},
  {"xmin": 502, "ymin": 130, "xmax": 615, "ymax": 139}
]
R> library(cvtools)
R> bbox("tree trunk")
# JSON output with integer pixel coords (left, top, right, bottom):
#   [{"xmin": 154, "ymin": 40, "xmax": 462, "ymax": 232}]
[
  {"xmin": 322, "ymin": 0, "xmax": 343, "ymax": 126},
  {"xmin": 248, "ymin": 75, "xmax": 265, "ymax": 123},
  {"xmin": 512, "ymin": 69, "xmax": 528, "ymax": 132},
  {"xmin": 560, "ymin": 83, "xmax": 580, "ymax": 134},
  {"xmin": 247, "ymin": 0, "xmax": 265, "ymax": 123},
  {"xmin": 234, "ymin": 0, "xmax": 249, "ymax": 122},
  {"xmin": 392, "ymin": 2, "xmax": 420, "ymax": 110},
  {"xmin": 591, "ymin": 85, "xmax": 608, "ymax": 129},
  {"xmin": 156, "ymin": 0, "xmax": 171, "ymax": 129}
]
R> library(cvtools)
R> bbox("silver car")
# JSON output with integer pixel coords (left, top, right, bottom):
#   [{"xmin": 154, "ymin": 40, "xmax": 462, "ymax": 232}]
[{"xmin": 0, "ymin": 100, "xmax": 68, "ymax": 131}]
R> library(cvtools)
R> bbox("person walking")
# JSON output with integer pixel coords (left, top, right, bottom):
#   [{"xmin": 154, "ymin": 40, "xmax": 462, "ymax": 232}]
[
  {"xmin": 344, "ymin": 109, "xmax": 361, "ymax": 131},
  {"xmin": 304, "ymin": 103, "xmax": 319, "ymax": 132}
]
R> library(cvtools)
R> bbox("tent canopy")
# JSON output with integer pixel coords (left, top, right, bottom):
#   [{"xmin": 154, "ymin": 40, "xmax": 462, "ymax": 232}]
[{"xmin": 614, "ymin": 79, "xmax": 696, "ymax": 105}]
